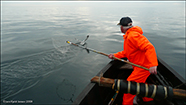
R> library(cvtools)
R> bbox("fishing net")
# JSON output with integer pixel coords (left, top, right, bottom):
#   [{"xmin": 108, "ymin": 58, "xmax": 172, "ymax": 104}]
[{"xmin": 56, "ymin": 79, "xmax": 76, "ymax": 102}]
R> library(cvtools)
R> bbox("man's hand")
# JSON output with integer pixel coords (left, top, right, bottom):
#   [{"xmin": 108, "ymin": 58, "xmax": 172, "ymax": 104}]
[
  {"xmin": 108, "ymin": 54, "xmax": 114, "ymax": 59},
  {"xmin": 149, "ymin": 66, "xmax": 157, "ymax": 75}
]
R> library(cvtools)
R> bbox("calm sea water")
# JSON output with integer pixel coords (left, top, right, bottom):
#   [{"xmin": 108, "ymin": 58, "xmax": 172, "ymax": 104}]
[{"xmin": 1, "ymin": 1, "xmax": 185, "ymax": 105}]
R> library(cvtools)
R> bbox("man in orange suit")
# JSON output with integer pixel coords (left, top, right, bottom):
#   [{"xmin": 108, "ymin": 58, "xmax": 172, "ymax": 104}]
[{"xmin": 108, "ymin": 17, "xmax": 158, "ymax": 105}]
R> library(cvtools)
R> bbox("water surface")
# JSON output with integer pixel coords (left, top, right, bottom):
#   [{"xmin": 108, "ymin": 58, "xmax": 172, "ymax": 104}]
[{"xmin": 1, "ymin": 1, "xmax": 185, "ymax": 104}]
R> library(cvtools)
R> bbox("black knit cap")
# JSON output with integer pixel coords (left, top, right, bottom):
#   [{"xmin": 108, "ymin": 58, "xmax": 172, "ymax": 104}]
[{"xmin": 117, "ymin": 17, "xmax": 132, "ymax": 26}]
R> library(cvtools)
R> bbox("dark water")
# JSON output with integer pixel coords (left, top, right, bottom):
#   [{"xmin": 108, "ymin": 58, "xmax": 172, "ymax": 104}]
[{"xmin": 1, "ymin": 1, "xmax": 185, "ymax": 105}]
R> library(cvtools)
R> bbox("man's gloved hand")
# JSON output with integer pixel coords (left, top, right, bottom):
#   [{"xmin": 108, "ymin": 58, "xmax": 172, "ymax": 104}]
[
  {"xmin": 149, "ymin": 66, "xmax": 157, "ymax": 74},
  {"xmin": 108, "ymin": 54, "xmax": 114, "ymax": 59}
]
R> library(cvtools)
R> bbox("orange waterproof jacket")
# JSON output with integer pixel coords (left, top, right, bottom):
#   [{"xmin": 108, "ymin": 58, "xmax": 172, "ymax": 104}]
[{"xmin": 114, "ymin": 26, "xmax": 158, "ymax": 69}]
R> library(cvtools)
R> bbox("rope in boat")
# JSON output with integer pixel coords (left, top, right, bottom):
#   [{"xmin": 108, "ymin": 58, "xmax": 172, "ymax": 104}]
[
  {"xmin": 174, "ymin": 83, "xmax": 186, "ymax": 89},
  {"xmin": 98, "ymin": 72, "xmax": 103, "ymax": 86},
  {"xmin": 108, "ymin": 90, "xmax": 119, "ymax": 105}
]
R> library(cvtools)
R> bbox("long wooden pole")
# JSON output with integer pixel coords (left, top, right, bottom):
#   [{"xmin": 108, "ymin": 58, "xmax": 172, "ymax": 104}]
[{"xmin": 66, "ymin": 41, "xmax": 149, "ymax": 71}]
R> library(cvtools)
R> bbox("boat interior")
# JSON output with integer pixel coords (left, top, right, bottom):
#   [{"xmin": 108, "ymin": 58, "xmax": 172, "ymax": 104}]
[{"xmin": 73, "ymin": 58, "xmax": 186, "ymax": 105}]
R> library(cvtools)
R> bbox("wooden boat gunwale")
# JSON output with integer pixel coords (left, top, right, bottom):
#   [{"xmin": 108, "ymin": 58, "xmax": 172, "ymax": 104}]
[{"xmin": 157, "ymin": 57, "xmax": 186, "ymax": 85}]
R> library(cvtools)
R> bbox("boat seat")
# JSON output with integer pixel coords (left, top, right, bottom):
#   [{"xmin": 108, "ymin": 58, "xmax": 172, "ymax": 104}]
[{"xmin": 119, "ymin": 64, "xmax": 133, "ymax": 70}]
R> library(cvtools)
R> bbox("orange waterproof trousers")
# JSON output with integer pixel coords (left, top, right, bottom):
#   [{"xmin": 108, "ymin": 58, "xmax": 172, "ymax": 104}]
[{"xmin": 122, "ymin": 67, "xmax": 153, "ymax": 105}]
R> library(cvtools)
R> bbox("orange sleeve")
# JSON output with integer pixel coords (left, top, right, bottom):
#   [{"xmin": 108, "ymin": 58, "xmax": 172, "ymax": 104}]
[
  {"xmin": 129, "ymin": 33, "xmax": 158, "ymax": 67},
  {"xmin": 114, "ymin": 51, "xmax": 126, "ymax": 59}
]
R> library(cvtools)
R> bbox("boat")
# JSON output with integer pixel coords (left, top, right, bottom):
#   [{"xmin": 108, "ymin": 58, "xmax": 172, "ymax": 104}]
[{"xmin": 73, "ymin": 57, "xmax": 186, "ymax": 105}]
